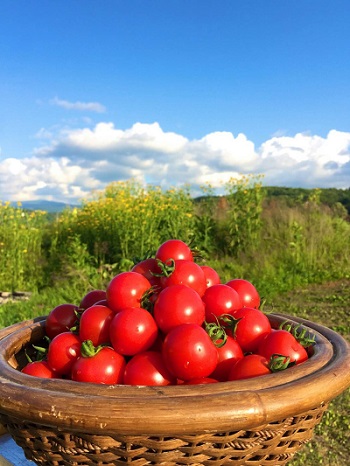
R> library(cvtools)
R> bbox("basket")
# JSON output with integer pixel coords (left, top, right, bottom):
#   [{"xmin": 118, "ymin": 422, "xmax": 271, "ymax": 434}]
[{"xmin": 0, "ymin": 313, "xmax": 349, "ymax": 466}]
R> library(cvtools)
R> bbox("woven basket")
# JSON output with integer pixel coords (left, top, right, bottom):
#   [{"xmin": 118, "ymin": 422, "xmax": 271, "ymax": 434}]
[{"xmin": 0, "ymin": 313, "xmax": 349, "ymax": 466}]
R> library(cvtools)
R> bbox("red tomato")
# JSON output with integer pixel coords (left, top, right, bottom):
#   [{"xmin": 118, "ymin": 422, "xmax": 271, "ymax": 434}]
[
  {"xmin": 225, "ymin": 307, "xmax": 272, "ymax": 353},
  {"xmin": 153, "ymin": 284, "xmax": 205, "ymax": 334},
  {"xmin": 21, "ymin": 361, "xmax": 56, "ymax": 379},
  {"xmin": 124, "ymin": 351, "xmax": 176, "ymax": 386},
  {"xmin": 131, "ymin": 258, "xmax": 162, "ymax": 287},
  {"xmin": 79, "ymin": 289, "xmax": 107, "ymax": 310},
  {"xmin": 71, "ymin": 345, "xmax": 125, "ymax": 384},
  {"xmin": 184, "ymin": 377, "xmax": 219, "ymax": 384},
  {"xmin": 201, "ymin": 265, "xmax": 221, "ymax": 288},
  {"xmin": 225, "ymin": 278, "xmax": 260, "ymax": 308},
  {"xmin": 79, "ymin": 304, "xmax": 114, "ymax": 346},
  {"xmin": 47, "ymin": 332, "xmax": 81, "ymax": 376},
  {"xmin": 155, "ymin": 239, "xmax": 193, "ymax": 263},
  {"xmin": 160, "ymin": 260, "xmax": 207, "ymax": 297},
  {"xmin": 258, "ymin": 330, "xmax": 309, "ymax": 365},
  {"xmin": 202, "ymin": 284, "xmax": 242, "ymax": 323},
  {"xmin": 210, "ymin": 335, "xmax": 244, "ymax": 382},
  {"xmin": 106, "ymin": 271, "xmax": 151, "ymax": 313},
  {"xmin": 229, "ymin": 354, "xmax": 272, "ymax": 380},
  {"xmin": 162, "ymin": 324, "xmax": 218, "ymax": 381},
  {"xmin": 45, "ymin": 303, "xmax": 79, "ymax": 339},
  {"xmin": 109, "ymin": 307, "xmax": 158, "ymax": 356},
  {"xmin": 94, "ymin": 299, "xmax": 108, "ymax": 306}
]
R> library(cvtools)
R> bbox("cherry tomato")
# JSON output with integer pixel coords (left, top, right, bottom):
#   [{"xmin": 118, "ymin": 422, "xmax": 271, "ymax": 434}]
[
  {"xmin": 71, "ymin": 345, "xmax": 125, "ymax": 384},
  {"xmin": 229, "ymin": 354, "xmax": 272, "ymax": 380},
  {"xmin": 162, "ymin": 323, "xmax": 218, "ymax": 381},
  {"xmin": 45, "ymin": 303, "xmax": 79, "ymax": 339},
  {"xmin": 225, "ymin": 307, "xmax": 272, "ymax": 353},
  {"xmin": 79, "ymin": 304, "xmax": 114, "ymax": 346},
  {"xmin": 155, "ymin": 239, "xmax": 193, "ymax": 263},
  {"xmin": 124, "ymin": 351, "xmax": 176, "ymax": 386},
  {"xmin": 258, "ymin": 329, "xmax": 309, "ymax": 365},
  {"xmin": 47, "ymin": 332, "xmax": 81, "ymax": 376},
  {"xmin": 201, "ymin": 265, "xmax": 221, "ymax": 288},
  {"xmin": 131, "ymin": 258, "xmax": 162, "ymax": 287},
  {"xmin": 210, "ymin": 335, "xmax": 244, "ymax": 382},
  {"xmin": 160, "ymin": 260, "xmax": 207, "ymax": 297},
  {"xmin": 79, "ymin": 289, "xmax": 107, "ymax": 310},
  {"xmin": 153, "ymin": 284, "xmax": 205, "ymax": 334},
  {"xmin": 226, "ymin": 278, "xmax": 260, "ymax": 308},
  {"xmin": 183, "ymin": 377, "xmax": 219, "ymax": 384},
  {"xmin": 109, "ymin": 307, "xmax": 158, "ymax": 356},
  {"xmin": 94, "ymin": 299, "xmax": 108, "ymax": 306},
  {"xmin": 202, "ymin": 284, "xmax": 242, "ymax": 323},
  {"xmin": 106, "ymin": 271, "xmax": 151, "ymax": 313},
  {"xmin": 21, "ymin": 361, "xmax": 56, "ymax": 379}
]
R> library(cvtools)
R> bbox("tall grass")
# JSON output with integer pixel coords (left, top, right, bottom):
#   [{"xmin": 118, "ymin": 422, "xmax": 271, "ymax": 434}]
[
  {"xmin": 0, "ymin": 202, "xmax": 47, "ymax": 291},
  {"xmin": 49, "ymin": 180, "xmax": 195, "ymax": 272}
]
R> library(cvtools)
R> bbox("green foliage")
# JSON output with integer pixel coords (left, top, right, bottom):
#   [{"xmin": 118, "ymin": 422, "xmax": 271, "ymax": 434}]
[
  {"xmin": 224, "ymin": 174, "xmax": 266, "ymax": 256},
  {"xmin": 0, "ymin": 202, "xmax": 48, "ymax": 291},
  {"xmin": 193, "ymin": 183, "xmax": 218, "ymax": 255},
  {"xmin": 257, "ymin": 198, "xmax": 350, "ymax": 295},
  {"xmin": 48, "ymin": 180, "xmax": 195, "ymax": 271},
  {"xmin": 265, "ymin": 186, "xmax": 350, "ymax": 215},
  {"xmin": 1, "ymin": 180, "xmax": 350, "ymax": 301}
]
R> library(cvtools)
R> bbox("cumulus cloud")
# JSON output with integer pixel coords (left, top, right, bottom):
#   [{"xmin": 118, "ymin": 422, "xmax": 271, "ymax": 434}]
[
  {"xmin": 0, "ymin": 122, "xmax": 349, "ymax": 203},
  {"xmin": 258, "ymin": 130, "xmax": 350, "ymax": 187},
  {"xmin": 50, "ymin": 97, "xmax": 106, "ymax": 113}
]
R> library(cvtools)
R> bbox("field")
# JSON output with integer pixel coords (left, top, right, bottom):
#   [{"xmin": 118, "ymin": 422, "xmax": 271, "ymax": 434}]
[{"xmin": 0, "ymin": 179, "xmax": 350, "ymax": 465}]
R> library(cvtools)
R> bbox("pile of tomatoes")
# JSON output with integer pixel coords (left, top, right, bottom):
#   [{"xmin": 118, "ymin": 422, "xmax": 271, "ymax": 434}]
[{"xmin": 21, "ymin": 239, "xmax": 314, "ymax": 386}]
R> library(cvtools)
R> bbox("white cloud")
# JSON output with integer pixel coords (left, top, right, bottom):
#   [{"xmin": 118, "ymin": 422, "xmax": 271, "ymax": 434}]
[
  {"xmin": 0, "ymin": 156, "xmax": 100, "ymax": 202},
  {"xmin": 50, "ymin": 97, "xmax": 106, "ymax": 113},
  {"xmin": 258, "ymin": 130, "xmax": 350, "ymax": 187},
  {"xmin": 0, "ymin": 123, "xmax": 349, "ymax": 203}
]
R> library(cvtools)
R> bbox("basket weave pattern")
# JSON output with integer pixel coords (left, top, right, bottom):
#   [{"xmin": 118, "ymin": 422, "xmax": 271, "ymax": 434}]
[
  {"xmin": 0, "ymin": 314, "xmax": 349, "ymax": 466},
  {"xmin": 2, "ymin": 405, "xmax": 327, "ymax": 466}
]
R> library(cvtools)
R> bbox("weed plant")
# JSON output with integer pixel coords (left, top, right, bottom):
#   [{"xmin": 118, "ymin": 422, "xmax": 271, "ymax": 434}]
[
  {"xmin": 1, "ymin": 177, "xmax": 350, "ymax": 301},
  {"xmin": 0, "ymin": 202, "xmax": 47, "ymax": 291}
]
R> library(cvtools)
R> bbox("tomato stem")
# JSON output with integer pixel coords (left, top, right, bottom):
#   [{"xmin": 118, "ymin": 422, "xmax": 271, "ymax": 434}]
[
  {"xmin": 141, "ymin": 285, "xmax": 160, "ymax": 313},
  {"xmin": 279, "ymin": 321, "xmax": 316, "ymax": 347},
  {"xmin": 81, "ymin": 340, "xmax": 104, "ymax": 358},
  {"xmin": 152, "ymin": 258, "xmax": 176, "ymax": 277},
  {"xmin": 219, "ymin": 314, "xmax": 242, "ymax": 337},
  {"xmin": 204, "ymin": 320, "xmax": 228, "ymax": 347},
  {"xmin": 269, "ymin": 353, "xmax": 292, "ymax": 372}
]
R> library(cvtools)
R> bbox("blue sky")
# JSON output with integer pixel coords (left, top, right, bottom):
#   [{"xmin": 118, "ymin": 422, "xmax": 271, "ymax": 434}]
[{"xmin": 1, "ymin": 0, "xmax": 349, "ymax": 203}]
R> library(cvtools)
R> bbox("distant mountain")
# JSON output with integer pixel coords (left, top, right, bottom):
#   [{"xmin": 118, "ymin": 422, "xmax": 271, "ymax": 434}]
[{"xmin": 14, "ymin": 200, "xmax": 79, "ymax": 213}]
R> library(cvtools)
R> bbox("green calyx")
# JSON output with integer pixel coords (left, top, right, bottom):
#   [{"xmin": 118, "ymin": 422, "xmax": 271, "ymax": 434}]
[
  {"xmin": 269, "ymin": 353, "xmax": 292, "ymax": 372},
  {"xmin": 279, "ymin": 321, "xmax": 316, "ymax": 347},
  {"xmin": 80, "ymin": 340, "xmax": 104, "ymax": 358},
  {"xmin": 219, "ymin": 313, "xmax": 241, "ymax": 337},
  {"xmin": 153, "ymin": 258, "xmax": 176, "ymax": 278},
  {"xmin": 205, "ymin": 320, "xmax": 228, "ymax": 348}
]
